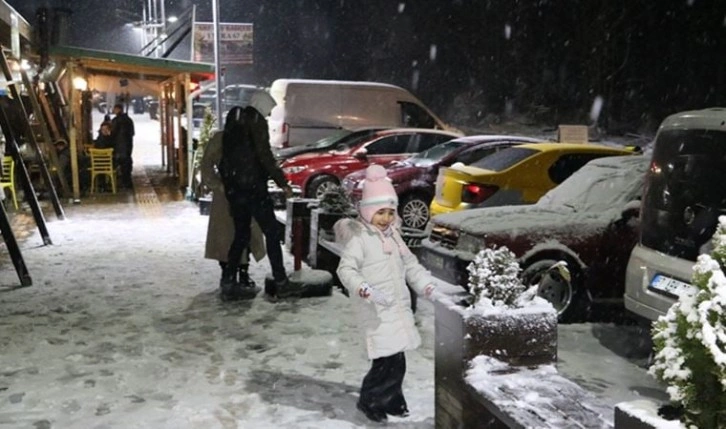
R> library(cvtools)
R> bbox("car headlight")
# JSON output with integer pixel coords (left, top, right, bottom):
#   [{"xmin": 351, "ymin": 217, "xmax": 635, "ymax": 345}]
[
  {"xmin": 283, "ymin": 166, "xmax": 307, "ymax": 174},
  {"xmin": 457, "ymin": 232, "xmax": 483, "ymax": 256}
]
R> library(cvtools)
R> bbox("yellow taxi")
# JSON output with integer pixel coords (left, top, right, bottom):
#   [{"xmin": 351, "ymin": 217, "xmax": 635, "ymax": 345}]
[{"xmin": 430, "ymin": 142, "xmax": 638, "ymax": 215}]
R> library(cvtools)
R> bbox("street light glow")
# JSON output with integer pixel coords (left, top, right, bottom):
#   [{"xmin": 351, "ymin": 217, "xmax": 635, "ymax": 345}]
[
  {"xmin": 72, "ymin": 77, "xmax": 88, "ymax": 91},
  {"xmin": 167, "ymin": 16, "xmax": 178, "ymax": 23}
]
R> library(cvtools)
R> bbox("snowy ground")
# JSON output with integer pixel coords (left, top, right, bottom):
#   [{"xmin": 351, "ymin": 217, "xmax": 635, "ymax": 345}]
[{"xmin": 0, "ymin": 113, "xmax": 667, "ymax": 428}]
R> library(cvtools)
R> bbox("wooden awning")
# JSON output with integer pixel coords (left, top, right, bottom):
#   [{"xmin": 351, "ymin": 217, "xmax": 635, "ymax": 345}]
[
  {"xmin": 49, "ymin": 45, "xmax": 215, "ymax": 93},
  {"xmin": 46, "ymin": 45, "xmax": 216, "ymax": 200}
]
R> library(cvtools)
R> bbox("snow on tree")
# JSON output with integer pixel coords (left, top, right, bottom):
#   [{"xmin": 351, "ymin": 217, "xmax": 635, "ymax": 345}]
[
  {"xmin": 649, "ymin": 215, "xmax": 726, "ymax": 429},
  {"xmin": 467, "ymin": 246, "xmax": 537, "ymax": 309},
  {"xmin": 198, "ymin": 106, "xmax": 217, "ymax": 149},
  {"xmin": 318, "ymin": 185, "xmax": 354, "ymax": 214}
]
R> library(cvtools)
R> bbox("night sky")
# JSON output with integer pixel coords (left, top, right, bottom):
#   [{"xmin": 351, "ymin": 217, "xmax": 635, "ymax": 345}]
[{"xmin": 6, "ymin": 0, "xmax": 726, "ymax": 134}]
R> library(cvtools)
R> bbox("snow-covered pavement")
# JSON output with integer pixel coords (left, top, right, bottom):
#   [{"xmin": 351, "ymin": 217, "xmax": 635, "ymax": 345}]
[
  {"xmin": 0, "ymin": 196, "xmax": 439, "ymax": 429},
  {"xmin": 0, "ymin": 113, "xmax": 667, "ymax": 428}
]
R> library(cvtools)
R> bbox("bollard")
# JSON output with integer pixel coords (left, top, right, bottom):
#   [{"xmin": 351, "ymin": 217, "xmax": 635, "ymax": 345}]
[{"xmin": 293, "ymin": 217, "xmax": 303, "ymax": 271}]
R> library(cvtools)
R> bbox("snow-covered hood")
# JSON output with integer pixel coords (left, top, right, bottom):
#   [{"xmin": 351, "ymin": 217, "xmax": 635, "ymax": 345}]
[{"xmin": 431, "ymin": 203, "xmax": 620, "ymax": 237}]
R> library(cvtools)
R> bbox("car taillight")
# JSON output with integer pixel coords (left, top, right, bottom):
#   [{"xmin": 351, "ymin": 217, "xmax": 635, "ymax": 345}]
[
  {"xmin": 282, "ymin": 122, "xmax": 290, "ymax": 148},
  {"xmin": 461, "ymin": 183, "xmax": 498, "ymax": 204}
]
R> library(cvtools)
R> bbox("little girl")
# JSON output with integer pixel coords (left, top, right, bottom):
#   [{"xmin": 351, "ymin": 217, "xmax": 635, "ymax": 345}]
[{"xmin": 336, "ymin": 164, "xmax": 438, "ymax": 423}]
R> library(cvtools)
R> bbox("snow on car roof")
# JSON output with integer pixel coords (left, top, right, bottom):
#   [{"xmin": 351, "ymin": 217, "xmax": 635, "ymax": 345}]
[{"xmin": 430, "ymin": 154, "xmax": 649, "ymax": 236}]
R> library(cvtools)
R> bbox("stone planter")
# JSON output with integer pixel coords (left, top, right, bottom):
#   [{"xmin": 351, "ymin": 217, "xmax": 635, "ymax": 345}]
[
  {"xmin": 434, "ymin": 294, "xmax": 558, "ymax": 428},
  {"xmin": 614, "ymin": 400, "xmax": 686, "ymax": 429},
  {"xmin": 308, "ymin": 208, "xmax": 356, "ymax": 268}
]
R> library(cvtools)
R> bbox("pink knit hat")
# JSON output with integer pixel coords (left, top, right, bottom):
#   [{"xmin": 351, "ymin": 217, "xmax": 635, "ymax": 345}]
[{"xmin": 359, "ymin": 165, "xmax": 398, "ymax": 223}]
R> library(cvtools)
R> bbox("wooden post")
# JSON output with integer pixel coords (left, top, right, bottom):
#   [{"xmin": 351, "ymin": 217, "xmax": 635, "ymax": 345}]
[
  {"xmin": 179, "ymin": 74, "xmax": 191, "ymax": 187},
  {"xmin": 0, "ymin": 49, "xmax": 65, "ymax": 216},
  {"xmin": 0, "ymin": 103, "xmax": 52, "ymax": 245},
  {"xmin": 67, "ymin": 62, "xmax": 80, "ymax": 201},
  {"xmin": 19, "ymin": 69, "xmax": 70, "ymax": 198},
  {"xmin": 160, "ymin": 85, "xmax": 167, "ymax": 168},
  {"xmin": 0, "ymin": 199, "xmax": 32, "ymax": 287},
  {"xmin": 174, "ymin": 78, "xmax": 189, "ymax": 181}
]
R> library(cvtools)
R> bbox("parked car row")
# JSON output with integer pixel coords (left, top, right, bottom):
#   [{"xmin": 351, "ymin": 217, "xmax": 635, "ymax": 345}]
[
  {"xmin": 220, "ymin": 81, "xmax": 726, "ymax": 327},
  {"xmin": 342, "ymin": 135, "xmax": 542, "ymax": 229},
  {"xmin": 419, "ymin": 154, "xmax": 648, "ymax": 321},
  {"xmin": 411, "ymin": 107, "xmax": 725, "ymax": 326},
  {"xmin": 280, "ymin": 128, "xmax": 461, "ymax": 200}
]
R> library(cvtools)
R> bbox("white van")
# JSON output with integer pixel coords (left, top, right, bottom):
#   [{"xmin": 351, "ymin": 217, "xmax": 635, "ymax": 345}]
[
  {"xmin": 624, "ymin": 107, "xmax": 726, "ymax": 321},
  {"xmin": 267, "ymin": 79, "xmax": 452, "ymax": 148}
]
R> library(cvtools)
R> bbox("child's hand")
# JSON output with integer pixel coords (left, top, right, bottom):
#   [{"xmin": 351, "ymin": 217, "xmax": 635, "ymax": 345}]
[
  {"xmin": 424, "ymin": 284, "xmax": 445, "ymax": 302},
  {"xmin": 358, "ymin": 283, "xmax": 392, "ymax": 306}
]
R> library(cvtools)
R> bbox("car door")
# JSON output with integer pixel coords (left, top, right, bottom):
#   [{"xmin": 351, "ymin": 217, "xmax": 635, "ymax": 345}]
[
  {"xmin": 363, "ymin": 134, "xmax": 414, "ymax": 165},
  {"xmin": 583, "ymin": 186, "xmax": 644, "ymax": 300}
]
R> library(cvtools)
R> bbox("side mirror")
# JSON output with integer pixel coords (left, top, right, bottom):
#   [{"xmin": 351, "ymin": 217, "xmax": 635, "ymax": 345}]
[
  {"xmin": 353, "ymin": 149, "xmax": 368, "ymax": 159},
  {"xmin": 620, "ymin": 199, "xmax": 641, "ymax": 224}
]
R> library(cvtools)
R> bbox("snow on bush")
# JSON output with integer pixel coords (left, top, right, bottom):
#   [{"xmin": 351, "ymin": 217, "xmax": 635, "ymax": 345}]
[
  {"xmin": 318, "ymin": 185, "xmax": 354, "ymax": 214},
  {"xmin": 467, "ymin": 246, "xmax": 538, "ymax": 310},
  {"xmin": 649, "ymin": 215, "xmax": 726, "ymax": 429}
]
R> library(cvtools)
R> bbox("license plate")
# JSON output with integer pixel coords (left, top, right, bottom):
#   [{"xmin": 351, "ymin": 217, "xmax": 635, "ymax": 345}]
[
  {"xmin": 422, "ymin": 251, "xmax": 446, "ymax": 271},
  {"xmin": 648, "ymin": 274, "xmax": 698, "ymax": 298}
]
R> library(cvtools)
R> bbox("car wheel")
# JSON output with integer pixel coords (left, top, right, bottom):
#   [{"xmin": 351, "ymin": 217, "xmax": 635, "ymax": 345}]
[
  {"xmin": 399, "ymin": 193, "xmax": 431, "ymax": 230},
  {"xmin": 521, "ymin": 258, "xmax": 582, "ymax": 321},
  {"xmin": 307, "ymin": 175, "xmax": 339, "ymax": 199}
]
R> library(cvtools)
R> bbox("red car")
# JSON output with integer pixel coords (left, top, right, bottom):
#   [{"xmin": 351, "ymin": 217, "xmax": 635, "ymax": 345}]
[
  {"xmin": 342, "ymin": 135, "xmax": 542, "ymax": 229},
  {"xmin": 418, "ymin": 155, "xmax": 649, "ymax": 321},
  {"xmin": 280, "ymin": 128, "xmax": 462, "ymax": 199}
]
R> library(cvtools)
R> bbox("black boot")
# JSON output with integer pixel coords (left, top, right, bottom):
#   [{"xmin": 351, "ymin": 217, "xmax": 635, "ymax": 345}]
[
  {"xmin": 384, "ymin": 403, "xmax": 409, "ymax": 417},
  {"xmin": 271, "ymin": 276, "xmax": 300, "ymax": 298},
  {"xmin": 356, "ymin": 401, "xmax": 387, "ymax": 423},
  {"xmin": 238, "ymin": 265, "xmax": 256, "ymax": 288},
  {"xmin": 220, "ymin": 273, "xmax": 242, "ymax": 301}
]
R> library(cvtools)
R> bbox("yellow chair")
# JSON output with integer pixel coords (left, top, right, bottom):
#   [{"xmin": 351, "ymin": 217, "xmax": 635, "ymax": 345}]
[
  {"xmin": 1, "ymin": 155, "xmax": 17, "ymax": 209},
  {"xmin": 88, "ymin": 148, "xmax": 116, "ymax": 194}
]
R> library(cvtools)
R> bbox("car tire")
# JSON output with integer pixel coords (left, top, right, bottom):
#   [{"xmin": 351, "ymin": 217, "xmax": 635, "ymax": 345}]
[
  {"xmin": 399, "ymin": 193, "xmax": 431, "ymax": 230},
  {"xmin": 307, "ymin": 175, "xmax": 339, "ymax": 199},
  {"xmin": 521, "ymin": 258, "xmax": 584, "ymax": 322}
]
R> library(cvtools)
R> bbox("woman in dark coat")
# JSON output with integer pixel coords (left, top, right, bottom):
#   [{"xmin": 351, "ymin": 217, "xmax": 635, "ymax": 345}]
[{"xmin": 218, "ymin": 106, "xmax": 293, "ymax": 299}]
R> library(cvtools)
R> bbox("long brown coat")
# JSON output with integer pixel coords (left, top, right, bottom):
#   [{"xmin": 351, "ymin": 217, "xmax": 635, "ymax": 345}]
[{"xmin": 201, "ymin": 131, "xmax": 265, "ymax": 263}]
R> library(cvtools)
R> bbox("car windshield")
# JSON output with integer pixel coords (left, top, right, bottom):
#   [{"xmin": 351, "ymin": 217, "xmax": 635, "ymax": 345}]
[
  {"xmin": 538, "ymin": 156, "xmax": 648, "ymax": 212},
  {"xmin": 307, "ymin": 130, "xmax": 353, "ymax": 148},
  {"xmin": 469, "ymin": 146, "xmax": 537, "ymax": 171},
  {"xmin": 321, "ymin": 128, "xmax": 384, "ymax": 151},
  {"xmin": 408, "ymin": 140, "xmax": 467, "ymax": 166}
]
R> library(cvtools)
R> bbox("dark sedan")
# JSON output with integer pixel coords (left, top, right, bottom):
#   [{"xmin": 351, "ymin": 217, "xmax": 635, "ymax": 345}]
[
  {"xmin": 342, "ymin": 135, "xmax": 542, "ymax": 229},
  {"xmin": 273, "ymin": 127, "xmax": 388, "ymax": 162},
  {"xmin": 418, "ymin": 155, "xmax": 648, "ymax": 321}
]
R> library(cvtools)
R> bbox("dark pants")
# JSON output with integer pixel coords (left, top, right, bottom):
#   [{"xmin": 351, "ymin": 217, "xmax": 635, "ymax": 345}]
[
  {"xmin": 359, "ymin": 352, "xmax": 407, "ymax": 413},
  {"xmin": 226, "ymin": 193, "xmax": 286, "ymax": 282},
  {"xmin": 116, "ymin": 156, "xmax": 133, "ymax": 188}
]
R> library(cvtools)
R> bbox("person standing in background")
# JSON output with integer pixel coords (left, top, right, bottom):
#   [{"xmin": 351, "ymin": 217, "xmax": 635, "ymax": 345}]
[{"xmin": 111, "ymin": 103, "xmax": 135, "ymax": 189}]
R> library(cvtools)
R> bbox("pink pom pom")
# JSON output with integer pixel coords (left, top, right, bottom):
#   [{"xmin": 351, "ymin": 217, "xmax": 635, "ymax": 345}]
[{"xmin": 365, "ymin": 164, "xmax": 387, "ymax": 181}]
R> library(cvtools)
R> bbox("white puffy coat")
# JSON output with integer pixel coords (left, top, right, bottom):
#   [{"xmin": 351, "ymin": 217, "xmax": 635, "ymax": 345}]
[{"xmin": 336, "ymin": 219, "xmax": 433, "ymax": 359}]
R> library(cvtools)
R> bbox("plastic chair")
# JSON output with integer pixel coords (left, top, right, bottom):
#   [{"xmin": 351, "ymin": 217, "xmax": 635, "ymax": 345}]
[
  {"xmin": 1, "ymin": 155, "xmax": 17, "ymax": 209},
  {"xmin": 88, "ymin": 148, "xmax": 116, "ymax": 194}
]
